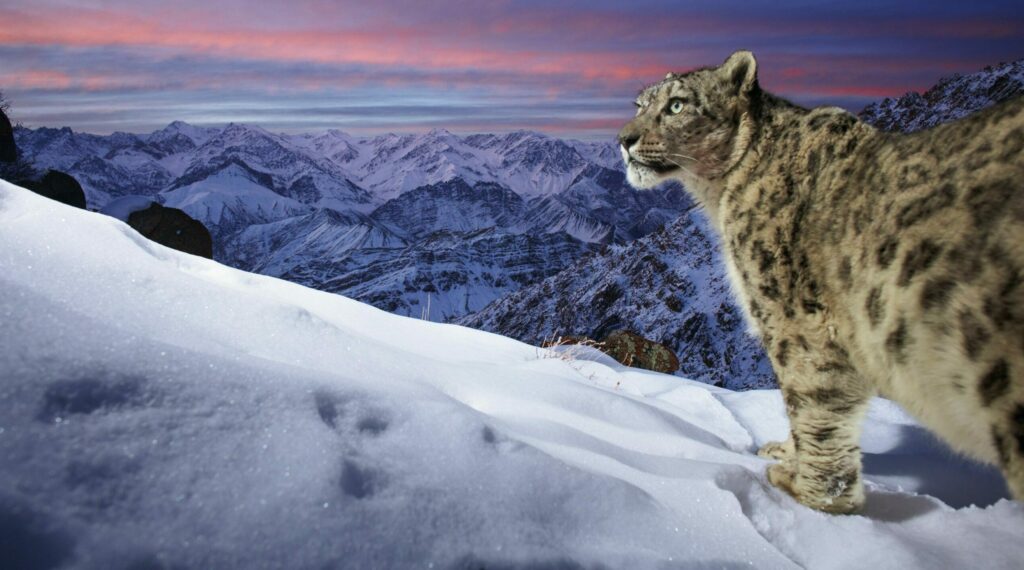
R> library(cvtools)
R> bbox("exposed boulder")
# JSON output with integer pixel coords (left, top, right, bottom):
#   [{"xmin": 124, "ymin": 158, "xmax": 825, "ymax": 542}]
[
  {"xmin": 16, "ymin": 170, "xmax": 87, "ymax": 209},
  {"xmin": 542, "ymin": 331, "xmax": 680, "ymax": 375},
  {"xmin": 126, "ymin": 203, "xmax": 213, "ymax": 259},
  {"xmin": 600, "ymin": 330, "xmax": 680, "ymax": 374}
]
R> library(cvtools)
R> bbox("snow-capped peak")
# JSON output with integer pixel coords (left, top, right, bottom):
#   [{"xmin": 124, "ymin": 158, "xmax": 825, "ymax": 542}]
[{"xmin": 147, "ymin": 120, "xmax": 217, "ymax": 146}]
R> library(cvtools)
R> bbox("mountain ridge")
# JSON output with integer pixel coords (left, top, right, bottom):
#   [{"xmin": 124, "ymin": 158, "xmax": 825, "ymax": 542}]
[{"xmin": 13, "ymin": 122, "xmax": 688, "ymax": 322}]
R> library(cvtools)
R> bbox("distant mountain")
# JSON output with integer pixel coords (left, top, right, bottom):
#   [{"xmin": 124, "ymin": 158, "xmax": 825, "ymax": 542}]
[
  {"xmin": 859, "ymin": 59, "xmax": 1024, "ymax": 132},
  {"xmin": 13, "ymin": 123, "xmax": 688, "ymax": 321},
  {"xmin": 221, "ymin": 182, "xmax": 598, "ymax": 320}
]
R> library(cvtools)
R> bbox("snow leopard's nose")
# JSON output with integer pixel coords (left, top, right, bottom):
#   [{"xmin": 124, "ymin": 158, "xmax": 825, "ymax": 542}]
[
  {"xmin": 618, "ymin": 132, "xmax": 639, "ymax": 150},
  {"xmin": 619, "ymin": 122, "xmax": 641, "ymax": 150}
]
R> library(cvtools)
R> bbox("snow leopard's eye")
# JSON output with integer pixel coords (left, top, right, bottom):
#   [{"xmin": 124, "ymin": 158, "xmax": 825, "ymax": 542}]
[{"xmin": 668, "ymin": 99, "xmax": 685, "ymax": 115}]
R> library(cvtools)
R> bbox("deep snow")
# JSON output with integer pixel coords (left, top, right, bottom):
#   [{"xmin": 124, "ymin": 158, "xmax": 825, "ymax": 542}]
[{"xmin": 0, "ymin": 180, "xmax": 1021, "ymax": 569}]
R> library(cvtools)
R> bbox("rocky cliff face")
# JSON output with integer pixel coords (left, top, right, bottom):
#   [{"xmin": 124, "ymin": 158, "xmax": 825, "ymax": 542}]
[
  {"xmin": 460, "ymin": 209, "xmax": 775, "ymax": 390},
  {"xmin": 223, "ymin": 206, "xmax": 597, "ymax": 321}
]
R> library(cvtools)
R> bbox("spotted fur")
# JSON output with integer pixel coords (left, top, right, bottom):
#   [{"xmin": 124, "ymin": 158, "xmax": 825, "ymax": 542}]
[{"xmin": 620, "ymin": 51, "xmax": 1024, "ymax": 514}]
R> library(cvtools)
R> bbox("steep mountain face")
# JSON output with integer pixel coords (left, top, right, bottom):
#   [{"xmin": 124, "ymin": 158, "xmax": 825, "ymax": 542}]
[
  {"xmin": 222, "ymin": 190, "xmax": 599, "ymax": 321},
  {"xmin": 553, "ymin": 164, "xmax": 689, "ymax": 241},
  {"xmin": 12, "ymin": 122, "xmax": 685, "ymax": 323},
  {"xmin": 370, "ymin": 178, "xmax": 530, "ymax": 239},
  {"xmin": 162, "ymin": 162, "xmax": 313, "ymax": 241},
  {"xmin": 319, "ymin": 229, "xmax": 596, "ymax": 320},
  {"xmin": 459, "ymin": 210, "xmax": 775, "ymax": 390},
  {"xmin": 859, "ymin": 59, "xmax": 1024, "ymax": 132}
]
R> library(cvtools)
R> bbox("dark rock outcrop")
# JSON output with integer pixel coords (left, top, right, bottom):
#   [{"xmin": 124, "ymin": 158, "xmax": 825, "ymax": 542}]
[
  {"xmin": 0, "ymin": 108, "xmax": 15, "ymax": 163},
  {"xmin": 541, "ymin": 331, "xmax": 680, "ymax": 374},
  {"xmin": 17, "ymin": 170, "xmax": 87, "ymax": 209},
  {"xmin": 127, "ymin": 203, "xmax": 213, "ymax": 259},
  {"xmin": 600, "ymin": 330, "xmax": 680, "ymax": 374}
]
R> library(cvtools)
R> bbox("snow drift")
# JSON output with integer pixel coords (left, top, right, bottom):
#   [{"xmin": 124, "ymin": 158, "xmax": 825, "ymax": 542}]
[{"xmin": 0, "ymin": 180, "xmax": 1021, "ymax": 569}]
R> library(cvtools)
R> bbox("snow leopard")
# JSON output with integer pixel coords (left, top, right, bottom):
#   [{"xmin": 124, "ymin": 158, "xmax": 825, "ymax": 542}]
[{"xmin": 620, "ymin": 50, "xmax": 1024, "ymax": 513}]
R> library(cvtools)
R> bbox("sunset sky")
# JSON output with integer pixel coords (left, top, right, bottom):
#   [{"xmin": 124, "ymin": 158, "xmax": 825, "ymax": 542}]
[{"xmin": 1, "ymin": 0, "xmax": 1022, "ymax": 140}]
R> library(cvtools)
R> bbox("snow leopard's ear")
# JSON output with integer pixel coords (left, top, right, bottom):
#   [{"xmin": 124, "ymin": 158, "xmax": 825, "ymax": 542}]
[{"xmin": 720, "ymin": 51, "xmax": 758, "ymax": 97}]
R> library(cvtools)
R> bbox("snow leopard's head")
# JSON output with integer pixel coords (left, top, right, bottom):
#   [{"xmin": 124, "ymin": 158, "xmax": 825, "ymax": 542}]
[{"xmin": 619, "ymin": 51, "xmax": 760, "ymax": 191}]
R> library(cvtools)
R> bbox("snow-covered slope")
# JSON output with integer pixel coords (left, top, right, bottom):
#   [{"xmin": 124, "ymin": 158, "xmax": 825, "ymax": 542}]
[
  {"xmin": 859, "ymin": 59, "xmax": 1024, "ymax": 132},
  {"xmin": 1, "ymin": 180, "xmax": 1020, "ymax": 569}
]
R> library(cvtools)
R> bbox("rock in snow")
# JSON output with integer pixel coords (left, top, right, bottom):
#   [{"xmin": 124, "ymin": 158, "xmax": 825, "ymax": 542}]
[
  {"xmin": 15, "ymin": 169, "xmax": 87, "ymax": 210},
  {"xmin": 0, "ymin": 107, "xmax": 16, "ymax": 164},
  {"xmin": 1, "ymin": 180, "xmax": 1021, "ymax": 569},
  {"xmin": 126, "ymin": 203, "xmax": 214, "ymax": 260},
  {"xmin": 101, "ymin": 196, "xmax": 214, "ymax": 258}
]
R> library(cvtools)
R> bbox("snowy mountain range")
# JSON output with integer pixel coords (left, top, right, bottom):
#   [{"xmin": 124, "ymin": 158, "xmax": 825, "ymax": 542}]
[
  {"xmin": 2, "ymin": 179, "xmax": 1019, "ymax": 569},
  {"xmin": 14, "ymin": 123, "xmax": 689, "ymax": 320},
  {"xmin": 859, "ymin": 59, "xmax": 1024, "ymax": 132}
]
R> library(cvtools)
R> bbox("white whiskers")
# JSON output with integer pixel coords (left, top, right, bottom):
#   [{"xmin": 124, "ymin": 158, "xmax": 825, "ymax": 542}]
[
  {"xmin": 669, "ymin": 152, "xmax": 705, "ymax": 166},
  {"xmin": 664, "ymin": 156, "xmax": 699, "ymax": 179}
]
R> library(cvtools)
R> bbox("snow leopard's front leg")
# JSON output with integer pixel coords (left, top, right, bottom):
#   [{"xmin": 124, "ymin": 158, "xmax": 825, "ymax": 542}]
[{"xmin": 761, "ymin": 335, "xmax": 873, "ymax": 514}]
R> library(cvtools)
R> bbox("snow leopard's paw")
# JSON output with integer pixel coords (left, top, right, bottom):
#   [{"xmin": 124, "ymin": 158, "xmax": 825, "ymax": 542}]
[
  {"xmin": 768, "ymin": 461, "xmax": 864, "ymax": 514},
  {"xmin": 757, "ymin": 439, "xmax": 792, "ymax": 460}
]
